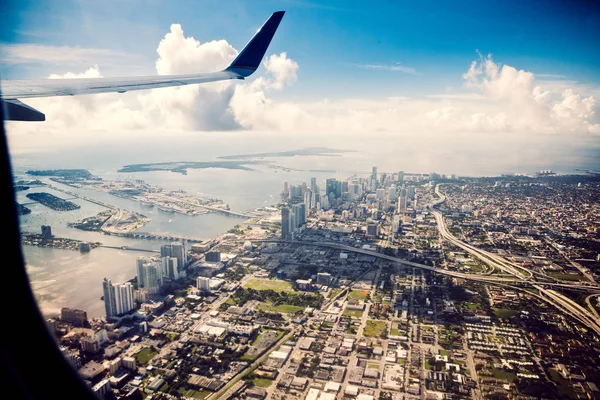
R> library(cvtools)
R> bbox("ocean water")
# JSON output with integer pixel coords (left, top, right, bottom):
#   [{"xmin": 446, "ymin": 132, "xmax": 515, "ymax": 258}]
[{"xmin": 7, "ymin": 129, "xmax": 600, "ymax": 317}]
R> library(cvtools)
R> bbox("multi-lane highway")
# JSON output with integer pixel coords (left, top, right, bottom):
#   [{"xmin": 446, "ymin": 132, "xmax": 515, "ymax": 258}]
[{"xmin": 432, "ymin": 185, "xmax": 600, "ymax": 336}]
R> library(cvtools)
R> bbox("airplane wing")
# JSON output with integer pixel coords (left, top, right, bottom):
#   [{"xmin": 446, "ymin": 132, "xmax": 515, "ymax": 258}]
[{"xmin": 0, "ymin": 11, "xmax": 285, "ymax": 121}]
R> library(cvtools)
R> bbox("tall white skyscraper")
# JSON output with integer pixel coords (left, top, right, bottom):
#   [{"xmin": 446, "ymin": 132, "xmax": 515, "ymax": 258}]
[
  {"xmin": 103, "ymin": 278, "xmax": 117, "ymax": 319},
  {"xmin": 162, "ymin": 256, "xmax": 179, "ymax": 280},
  {"xmin": 388, "ymin": 184, "xmax": 397, "ymax": 201},
  {"xmin": 103, "ymin": 278, "xmax": 135, "ymax": 319},
  {"xmin": 304, "ymin": 189, "xmax": 313, "ymax": 210},
  {"xmin": 321, "ymin": 194, "xmax": 330, "ymax": 210},
  {"xmin": 114, "ymin": 282, "xmax": 135, "ymax": 315},
  {"xmin": 376, "ymin": 188, "xmax": 385, "ymax": 201},
  {"xmin": 137, "ymin": 260, "xmax": 162, "ymax": 295}
]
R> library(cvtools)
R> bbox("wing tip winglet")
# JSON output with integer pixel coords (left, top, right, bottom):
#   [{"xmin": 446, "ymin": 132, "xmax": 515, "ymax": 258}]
[{"xmin": 225, "ymin": 11, "xmax": 285, "ymax": 77}]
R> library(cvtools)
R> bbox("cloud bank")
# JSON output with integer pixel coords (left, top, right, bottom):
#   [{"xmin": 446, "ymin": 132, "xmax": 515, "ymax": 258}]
[{"xmin": 6, "ymin": 25, "xmax": 599, "ymax": 140}]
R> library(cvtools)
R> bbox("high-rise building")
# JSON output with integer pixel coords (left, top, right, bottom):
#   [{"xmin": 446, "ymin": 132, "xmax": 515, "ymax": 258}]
[
  {"xmin": 61, "ymin": 308, "xmax": 88, "ymax": 326},
  {"xmin": 388, "ymin": 184, "xmax": 397, "ymax": 201},
  {"xmin": 392, "ymin": 215, "xmax": 401, "ymax": 236},
  {"xmin": 317, "ymin": 272, "xmax": 332, "ymax": 286},
  {"xmin": 196, "ymin": 277, "xmax": 211, "ymax": 292},
  {"xmin": 161, "ymin": 256, "xmax": 179, "ymax": 280},
  {"xmin": 372, "ymin": 165, "xmax": 378, "ymax": 183},
  {"xmin": 103, "ymin": 279, "xmax": 135, "ymax": 319},
  {"xmin": 170, "ymin": 242, "xmax": 187, "ymax": 270},
  {"xmin": 326, "ymin": 178, "xmax": 338, "ymax": 200},
  {"xmin": 407, "ymin": 186, "xmax": 416, "ymax": 200},
  {"xmin": 397, "ymin": 171, "xmax": 404, "ymax": 183},
  {"xmin": 310, "ymin": 177, "xmax": 317, "ymax": 193},
  {"xmin": 398, "ymin": 188, "xmax": 408, "ymax": 212},
  {"xmin": 321, "ymin": 194, "xmax": 330, "ymax": 210},
  {"xmin": 366, "ymin": 224, "xmax": 381, "ymax": 237},
  {"xmin": 114, "ymin": 282, "xmax": 135, "ymax": 315},
  {"xmin": 161, "ymin": 243, "xmax": 187, "ymax": 273},
  {"xmin": 205, "ymin": 251, "xmax": 221, "ymax": 262},
  {"xmin": 103, "ymin": 278, "xmax": 117, "ymax": 319},
  {"xmin": 376, "ymin": 188, "xmax": 385, "ymax": 201},
  {"xmin": 304, "ymin": 189, "xmax": 313, "ymax": 210},
  {"xmin": 41, "ymin": 225, "xmax": 52, "ymax": 239},
  {"xmin": 292, "ymin": 203, "xmax": 306, "ymax": 228},
  {"xmin": 137, "ymin": 260, "xmax": 162, "ymax": 295},
  {"xmin": 282, "ymin": 181, "xmax": 289, "ymax": 199},
  {"xmin": 281, "ymin": 207, "xmax": 291, "ymax": 240}
]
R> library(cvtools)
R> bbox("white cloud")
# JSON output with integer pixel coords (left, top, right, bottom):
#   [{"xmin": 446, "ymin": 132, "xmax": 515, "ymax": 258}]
[
  {"xmin": 5, "ymin": 28, "xmax": 600, "ymax": 152},
  {"xmin": 361, "ymin": 63, "xmax": 417, "ymax": 74}
]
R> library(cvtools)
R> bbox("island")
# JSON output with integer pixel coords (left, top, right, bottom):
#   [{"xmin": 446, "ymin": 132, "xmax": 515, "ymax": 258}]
[
  {"xmin": 218, "ymin": 146, "xmax": 352, "ymax": 159},
  {"xmin": 26, "ymin": 169, "xmax": 97, "ymax": 180},
  {"xmin": 21, "ymin": 233, "xmax": 100, "ymax": 252},
  {"xmin": 69, "ymin": 209, "xmax": 150, "ymax": 234},
  {"xmin": 118, "ymin": 160, "xmax": 264, "ymax": 175},
  {"xmin": 26, "ymin": 192, "xmax": 81, "ymax": 211}
]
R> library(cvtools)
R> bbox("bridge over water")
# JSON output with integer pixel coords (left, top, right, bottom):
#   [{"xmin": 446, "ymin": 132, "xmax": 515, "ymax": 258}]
[{"xmin": 120, "ymin": 231, "xmax": 207, "ymax": 243}]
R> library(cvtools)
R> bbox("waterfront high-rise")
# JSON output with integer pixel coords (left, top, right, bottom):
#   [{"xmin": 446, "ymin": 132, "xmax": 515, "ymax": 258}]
[
  {"xmin": 160, "ymin": 243, "xmax": 187, "ymax": 274},
  {"xmin": 103, "ymin": 278, "xmax": 135, "ymax": 319},
  {"xmin": 161, "ymin": 256, "xmax": 179, "ymax": 280},
  {"xmin": 136, "ymin": 259, "xmax": 162, "ymax": 295},
  {"xmin": 41, "ymin": 225, "xmax": 52, "ymax": 239},
  {"xmin": 114, "ymin": 282, "xmax": 135, "ymax": 315}
]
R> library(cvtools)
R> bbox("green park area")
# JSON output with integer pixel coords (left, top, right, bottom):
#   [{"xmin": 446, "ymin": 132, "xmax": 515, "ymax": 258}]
[
  {"xmin": 258, "ymin": 302, "xmax": 304, "ymax": 314},
  {"xmin": 348, "ymin": 290, "xmax": 369, "ymax": 301},
  {"xmin": 364, "ymin": 320, "xmax": 387, "ymax": 337},
  {"xmin": 251, "ymin": 378, "xmax": 274, "ymax": 387},
  {"xmin": 343, "ymin": 308, "xmax": 364, "ymax": 318},
  {"xmin": 493, "ymin": 308, "xmax": 519, "ymax": 319},
  {"xmin": 136, "ymin": 347, "xmax": 157, "ymax": 365},
  {"xmin": 244, "ymin": 279, "xmax": 295, "ymax": 292}
]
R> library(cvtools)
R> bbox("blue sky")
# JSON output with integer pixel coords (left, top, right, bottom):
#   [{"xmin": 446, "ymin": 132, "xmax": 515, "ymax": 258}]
[
  {"xmin": 2, "ymin": 0, "xmax": 600, "ymax": 142},
  {"xmin": 2, "ymin": 0, "xmax": 600, "ymax": 99}
]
